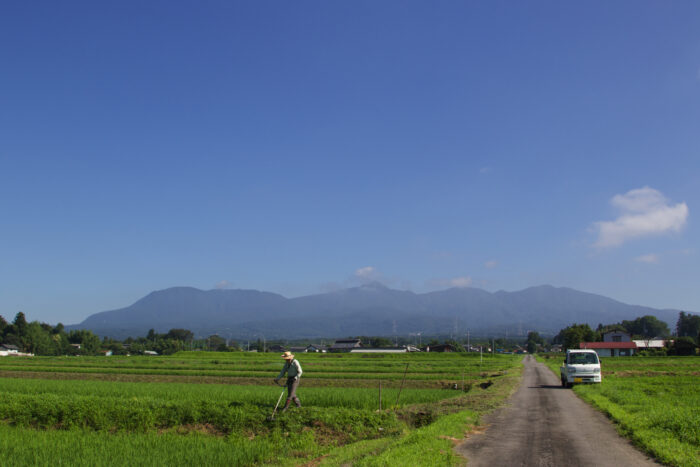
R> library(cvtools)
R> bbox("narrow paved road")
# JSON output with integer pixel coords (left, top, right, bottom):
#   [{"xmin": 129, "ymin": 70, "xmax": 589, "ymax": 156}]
[{"xmin": 457, "ymin": 355, "xmax": 659, "ymax": 466}]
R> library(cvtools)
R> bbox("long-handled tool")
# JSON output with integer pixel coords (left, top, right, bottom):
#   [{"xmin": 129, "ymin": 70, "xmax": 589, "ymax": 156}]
[{"xmin": 267, "ymin": 379, "xmax": 286, "ymax": 421}]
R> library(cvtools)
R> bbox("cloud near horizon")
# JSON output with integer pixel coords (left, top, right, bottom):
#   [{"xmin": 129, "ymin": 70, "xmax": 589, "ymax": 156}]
[
  {"xmin": 635, "ymin": 253, "xmax": 659, "ymax": 264},
  {"xmin": 428, "ymin": 276, "xmax": 473, "ymax": 289},
  {"xmin": 355, "ymin": 266, "xmax": 376, "ymax": 279},
  {"xmin": 592, "ymin": 187, "xmax": 688, "ymax": 248}
]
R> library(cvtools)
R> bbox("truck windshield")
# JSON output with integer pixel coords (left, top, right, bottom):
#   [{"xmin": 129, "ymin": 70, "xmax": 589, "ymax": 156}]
[{"xmin": 568, "ymin": 353, "xmax": 598, "ymax": 364}]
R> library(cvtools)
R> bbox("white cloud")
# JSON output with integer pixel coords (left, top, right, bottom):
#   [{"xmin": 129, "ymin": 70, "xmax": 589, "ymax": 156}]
[
  {"xmin": 429, "ymin": 276, "xmax": 473, "ymax": 289},
  {"xmin": 449, "ymin": 276, "xmax": 473, "ymax": 287},
  {"xmin": 215, "ymin": 280, "xmax": 232, "ymax": 289},
  {"xmin": 355, "ymin": 266, "xmax": 375, "ymax": 279},
  {"xmin": 484, "ymin": 260, "xmax": 498, "ymax": 269},
  {"xmin": 635, "ymin": 254, "xmax": 659, "ymax": 264},
  {"xmin": 592, "ymin": 187, "xmax": 688, "ymax": 248}
]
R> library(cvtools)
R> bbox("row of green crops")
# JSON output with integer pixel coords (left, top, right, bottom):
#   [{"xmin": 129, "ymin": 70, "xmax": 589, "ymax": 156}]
[
  {"xmin": 538, "ymin": 355, "xmax": 700, "ymax": 467},
  {"xmin": 0, "ymin": 352, "xmax": 513, "ymax": 372},
  {"xmin": 0, "ymin": 377, "xmax": 456, "ymax": 410},
  {"xmin": 0, "ymin": 352, "xmax": 513, "ymax": 384},
  {"xmin": 0, "ymin": 422, "xmax": 343, "ymax": 467},
  {"xmin": 0, "ymin": 391, "xmax": 404, "ymax": 436},
  {"xmin": 0, "ymin": 353, "xmax": 523, "ymax": 466}
]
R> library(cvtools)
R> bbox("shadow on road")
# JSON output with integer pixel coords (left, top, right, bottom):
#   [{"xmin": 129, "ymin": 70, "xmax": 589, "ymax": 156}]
[{"xmin": 528, "ymin": 385, "xmax": 566, "ymax": 390}]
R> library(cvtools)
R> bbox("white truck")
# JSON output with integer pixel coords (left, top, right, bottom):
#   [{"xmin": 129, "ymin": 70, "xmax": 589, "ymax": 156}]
[{"xmin": 560, "ymin": 349, "xmax": 602, "ymax": 387}]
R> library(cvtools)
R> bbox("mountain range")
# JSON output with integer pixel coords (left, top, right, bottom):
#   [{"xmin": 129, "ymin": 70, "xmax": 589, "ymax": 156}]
[{"xmin": 69, "ymin": 283, "xmax": 690, "ymax": 340}]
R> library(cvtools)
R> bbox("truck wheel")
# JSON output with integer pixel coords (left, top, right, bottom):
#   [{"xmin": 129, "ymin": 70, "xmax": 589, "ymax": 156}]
[{"xmin": 561, "ymin": 377, "xmax": 566, "ymax": 387}]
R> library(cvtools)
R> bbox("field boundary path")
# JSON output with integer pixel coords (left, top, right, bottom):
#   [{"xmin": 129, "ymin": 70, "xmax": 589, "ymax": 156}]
[{"xmin": 456, "ymin": 355, "xmax": 660, "ymax": 467}]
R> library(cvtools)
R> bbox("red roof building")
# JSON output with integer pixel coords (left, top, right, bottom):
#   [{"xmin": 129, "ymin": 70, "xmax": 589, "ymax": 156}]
[{"xmin": 579, "ymin": 341, "xmax": 637, "ymax": 357}]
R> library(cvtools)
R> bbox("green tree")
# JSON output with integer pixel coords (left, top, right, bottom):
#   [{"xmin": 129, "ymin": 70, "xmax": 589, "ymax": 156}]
[
  {"xmin": 676, "ymin": 312, "xmax": 700, "ymax": 342},
  {"xmin": 526, "ymin": 331, "xmax": 544, "ymax": 354},
  {"xmin": 0, "ymin": 315, "xmax": 8, "ymax": 335},
  {"xmin": 554, "ymin": 324, "xmax": 598, "ymax": 351},
  {"xmin": 621, "ymin": 315, "xmax": 670, "ymax": 338},
  {"xmin": 207, "ymin": 334, "xmax": 226, "ymax": 350},
  {"xmin": 165, "ymin": 329, "xmax": 193, "ymax": 342},
  {"xmin": 2, "ymin": 333, "xmax": 22, "ymax": 348},
  {"xmin": 370, "ymin": 337, "xmax": 393, "ymax": 348},
  {"xmin": 672, "ymin": 336, "xmax": 697, "ymax": 356},
  {"xmin": 25, "ymin": 322, "xmax": 55, "ymax": 355},
  {"xmin": 13, "ymin": 312, "xmax": 28, "ymax": 338},
  {"xmin": 67, "ymin": 330, "xmax": 101, "ymax": 355}
]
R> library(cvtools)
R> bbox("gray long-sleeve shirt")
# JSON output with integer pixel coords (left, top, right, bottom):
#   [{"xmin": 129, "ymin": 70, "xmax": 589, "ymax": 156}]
[{"xmin": 278, "ymin": 359, "xmax": 303, "ymax": 379}]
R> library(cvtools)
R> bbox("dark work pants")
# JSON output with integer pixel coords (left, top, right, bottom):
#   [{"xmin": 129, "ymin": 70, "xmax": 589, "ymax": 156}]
[{"xmin": 286, "ymin": 377, "xmax": 301, "ymax": 406}]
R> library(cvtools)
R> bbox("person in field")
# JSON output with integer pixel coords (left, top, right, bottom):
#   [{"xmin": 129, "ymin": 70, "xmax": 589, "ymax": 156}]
[{"xmin": 275, "ymin": 351, "xmax": 303, "ymax": 411}]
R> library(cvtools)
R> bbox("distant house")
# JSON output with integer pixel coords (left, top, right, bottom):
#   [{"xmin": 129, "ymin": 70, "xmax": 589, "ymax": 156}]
[
  {"xmin": 143, "ymin": 350, "xmax": 158, "ymax": 356},
  {"xmin": 602, "ymin": 331, "xmax": 632, "ymax": 343},
  {"xmin": 633, "ymin": 339, "xmax": 666, "ymax": 349},
  {"xmin": 0, "ymin": 344, "xmax": 20, "ymax": 354},
  {"xmin": 330, "ymin": 339, "xmax": 362, "ymax": 352},
  {"xmin": 579, "ymin": 341, "xmax": 637, "ymax": 357},
  {"xmin": 70, "ymin": 343, "xmax": 81, "ymax": 350},
  {"xmin": 100, "ymin": 350, "xmax": 113, "ymax": 357},
  {"xmin": 550, "ymin": 344, "xmax": 563, "ymax": 353},
  {"xmin": 350, "ymin": 347, "xmax": 408, "ymax": 353},
  {"xmin": 268, "ymin": 344, "xmax": 285, "ymax": 353},
  {"xmin": 422, "ymin": 344, "xmax": 455, "ymax": 353},
  {"xmin": 305, "ymin": 344, "xmax": 328, "ymax": 353}
]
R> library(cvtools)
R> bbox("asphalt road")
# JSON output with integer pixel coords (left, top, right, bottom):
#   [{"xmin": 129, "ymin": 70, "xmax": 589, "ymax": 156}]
[{"xmin": 457, "ymin": 355, "xmax": 659, "ymax": 467}]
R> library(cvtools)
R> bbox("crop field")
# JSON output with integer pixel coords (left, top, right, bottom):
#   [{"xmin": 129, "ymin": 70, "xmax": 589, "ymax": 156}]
[
  {"xmin": 540, "ymin": 355, "xmax": 700, "ymax": 467},
  {"xmin": 0, "ymin": 352, "xmax": 515, "ymax": 385},
  {"xmin": 0, "ymin": 352, "xmax": 522, "ymax": 466}
]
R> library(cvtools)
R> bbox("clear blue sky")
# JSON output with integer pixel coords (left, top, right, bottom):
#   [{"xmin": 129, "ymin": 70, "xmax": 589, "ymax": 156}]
[{"xmin": 1, "ymin": 1, "xmax": 699, "ymax": 325}]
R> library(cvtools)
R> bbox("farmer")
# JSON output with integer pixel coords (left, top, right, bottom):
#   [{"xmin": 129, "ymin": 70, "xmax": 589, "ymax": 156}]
[{"xmin": 275, "ymin": 351, "xmax": 302, "ymax": 411}]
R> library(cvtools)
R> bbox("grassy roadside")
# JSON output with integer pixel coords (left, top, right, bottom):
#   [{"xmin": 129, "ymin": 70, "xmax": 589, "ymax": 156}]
[
  {"xmin": 536, "ymin": 354, "xmax": 700, "ymax": 467},
  {"xmin": 311, "ymin": 359, "xmax": 524, "ymax": 466}
]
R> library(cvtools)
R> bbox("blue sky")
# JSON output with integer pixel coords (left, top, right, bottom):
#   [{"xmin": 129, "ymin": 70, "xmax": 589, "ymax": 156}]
[{"xmin": 1, "ymin": 1, "xmax": 699, "ymax": 325}]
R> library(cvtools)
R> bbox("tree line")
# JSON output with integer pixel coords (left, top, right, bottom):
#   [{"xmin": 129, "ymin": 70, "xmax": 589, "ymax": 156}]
[
  {"xmin": 0, "ymin": 312, "xmax": 240, "ymax": 356},
  {"xmin": 552, "ymin": 313, "xmax": 700, "ymax": 355}
]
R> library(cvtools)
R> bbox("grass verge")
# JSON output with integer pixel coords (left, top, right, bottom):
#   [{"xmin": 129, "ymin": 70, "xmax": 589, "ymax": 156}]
[
  {"xmin": 536, "ymin": 354, "xmax": 700, "ymax": 467},
  {"xmin": 313, "ymin": 360, "xmax": 523, "ymax": 466}
]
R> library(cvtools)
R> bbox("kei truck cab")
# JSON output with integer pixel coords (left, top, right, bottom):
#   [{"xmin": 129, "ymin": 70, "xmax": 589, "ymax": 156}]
[{"xmin": 560, "ymin": 349, "xmax": 602, "ymax": 387}]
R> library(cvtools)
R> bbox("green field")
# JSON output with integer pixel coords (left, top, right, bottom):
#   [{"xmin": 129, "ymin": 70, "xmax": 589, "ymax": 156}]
[
  {"xmin": 0, "ymin": 352, "xmax": 515, "ymax": 383},
  {"xmin": 0, "ymin": 352, "xmax": 522, "ymax": 466},
  {"xmin": 539, "ymin": 355, "xmax": 700, "ymax": 467}
]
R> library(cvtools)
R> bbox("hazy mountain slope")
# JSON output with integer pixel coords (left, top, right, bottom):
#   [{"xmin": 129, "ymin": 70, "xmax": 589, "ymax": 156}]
[
  {"xmin": 77, "ymin": 287, "xmax": 287, "ymax": 337},
  {"xmin": 70, "ymin": 284, "xmax": 690, "ymax": 340}
]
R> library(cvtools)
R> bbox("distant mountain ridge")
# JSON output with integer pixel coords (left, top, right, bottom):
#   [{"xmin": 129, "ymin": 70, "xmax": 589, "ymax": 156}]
[{"xmin": 69, "ymin": 283, "xmax": 691, "ymax": 340}]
